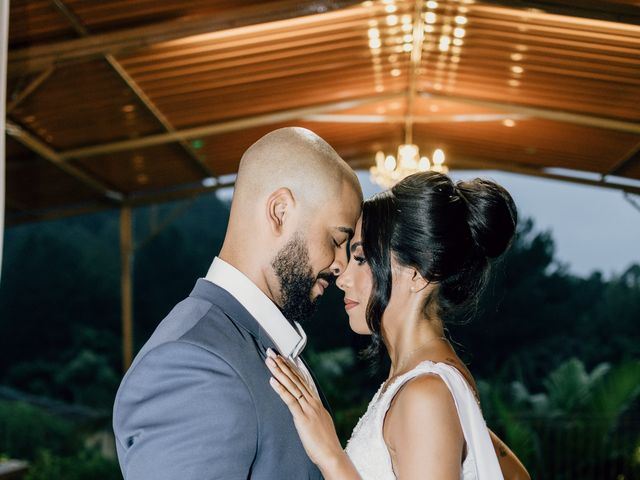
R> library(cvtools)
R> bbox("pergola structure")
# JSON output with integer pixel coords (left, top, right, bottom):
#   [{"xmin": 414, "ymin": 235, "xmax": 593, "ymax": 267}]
[{"xmin": 4, "ymin": 0, "xmax": 640, "ymax": 369}]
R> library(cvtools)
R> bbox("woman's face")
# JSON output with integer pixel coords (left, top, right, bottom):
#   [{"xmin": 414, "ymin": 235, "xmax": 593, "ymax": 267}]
[{"xmin": 336, "ymin": 216, "xmax": 373, "ymax": 334}]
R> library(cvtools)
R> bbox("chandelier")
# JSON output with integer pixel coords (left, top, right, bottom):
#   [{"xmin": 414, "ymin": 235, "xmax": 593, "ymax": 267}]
[
  {"xmin": 370, "ymin": 144, "xmax": 448, "ymax": 188},
  {"xmin": 368, "ymin": 0, "xmax": 450, "ymax": 188}
]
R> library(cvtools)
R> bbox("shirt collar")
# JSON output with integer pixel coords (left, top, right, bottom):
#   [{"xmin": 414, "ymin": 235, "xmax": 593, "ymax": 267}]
[{"xmin": 204, "ymin": 257, "xmax": 307, "ymax": 359}]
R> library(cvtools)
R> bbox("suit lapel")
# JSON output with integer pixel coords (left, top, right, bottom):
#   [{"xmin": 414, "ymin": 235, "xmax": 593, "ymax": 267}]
[{"xmin": 190, "ymin": 279, "xmax": 334, "ymax": 417}]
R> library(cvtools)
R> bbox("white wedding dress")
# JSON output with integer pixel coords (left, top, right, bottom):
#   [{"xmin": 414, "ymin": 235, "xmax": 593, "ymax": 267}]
[{"xmin": 344, "ymin": 360, "xmax": 504, "ymax": 480}]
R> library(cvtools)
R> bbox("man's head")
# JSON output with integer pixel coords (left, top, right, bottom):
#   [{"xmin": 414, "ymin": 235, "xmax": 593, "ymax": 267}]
[{"xmin": 220, "ymin": 127, "xmax": 362, "ymax": 324}]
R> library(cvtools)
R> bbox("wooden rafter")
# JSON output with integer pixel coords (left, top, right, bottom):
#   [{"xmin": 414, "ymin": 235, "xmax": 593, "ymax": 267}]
[
  {"xmin": 347, "ymin": 155, "xmax": 640, "ymax": 195},
  {"xmin": 607, "ymin": 140, "xmax": 640, "ymax": 177},
  {"xmin": 6, "ymin": 66, "xmax": 55, "ymax": 114},
  {"xmin": 8, "ymin": 0, "xmax": 363, "ymax": 76},
  {"xmin": 477, "ymin": 0, "xmax": 640, "ymax": 25},
  {"xmin": 5, "ymin": 120, "xmax": 124, "ymax": 202},
  {"xmin": 59, "ymin": 93, "xmax": 404, "ymax": 159},
  {"xmin": 302, "ymin": 113, "xmax": 530, "ymax": 124},
  {"xmin": 419, "ymin": 92, "xmax": 640, "ymax": 135},
  {"xmin": 50, "ymin": 0, "xmax": 214, "ymax": 178}
]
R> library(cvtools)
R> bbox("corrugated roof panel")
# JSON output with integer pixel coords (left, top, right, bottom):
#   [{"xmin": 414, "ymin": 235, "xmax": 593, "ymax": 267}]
[
  {"xmin": 116, "ymin": 3, "xmax": 409, "ymax": 128},
  {"xmin": 418, "ymin": 2, "xmax": 640, "ymax": 120},
  {"xmin": 71, "ymin": 143, "xmax": 205, "ymax": 194},
  {"xmin": 4, "ymin": 0, "xmax": 640, "ymax": 221},
  {"xmin": 9, "ymin": 59, "xmax": 166, "ymax": 149},
  {"xmin": 414, "ymin": 119, "xmax": 639, "ymax": 174},
  {"xmin": 8, "ymin": 0, "xmax": 77, "ymax": 48}
]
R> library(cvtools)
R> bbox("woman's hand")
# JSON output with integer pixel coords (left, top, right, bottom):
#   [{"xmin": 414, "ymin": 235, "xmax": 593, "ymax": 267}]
[{"xmin": 265, "ymin": 349, "xmax": 350, "ymax": 473}]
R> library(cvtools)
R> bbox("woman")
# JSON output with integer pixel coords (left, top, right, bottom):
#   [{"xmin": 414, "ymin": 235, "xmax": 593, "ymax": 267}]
[{"xmin": 266, "ymin": 172, "xmax": 530, "ymax": 479}]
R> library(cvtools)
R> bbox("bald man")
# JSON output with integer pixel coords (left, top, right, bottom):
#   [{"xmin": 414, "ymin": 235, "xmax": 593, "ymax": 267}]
[{"xmin": 113, "ymin": 127, "xmax": 362, "ymax": 480}]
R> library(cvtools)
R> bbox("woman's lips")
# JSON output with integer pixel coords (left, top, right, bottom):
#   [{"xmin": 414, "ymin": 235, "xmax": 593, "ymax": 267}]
[{"xmin": 344, "ymin": 298, "xmax": 359, "ymax": 311}]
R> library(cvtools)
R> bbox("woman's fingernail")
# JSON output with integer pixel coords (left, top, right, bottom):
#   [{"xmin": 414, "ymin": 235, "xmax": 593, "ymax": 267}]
[{"xmin": 266, "ymin": 348, "xmax": 276, "ymax": 358}]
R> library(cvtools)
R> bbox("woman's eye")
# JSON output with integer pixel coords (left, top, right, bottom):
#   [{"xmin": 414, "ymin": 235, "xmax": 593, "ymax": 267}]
[{"xmin": 353, "ymin": 255, "xmax": 366, "ymax": 266}]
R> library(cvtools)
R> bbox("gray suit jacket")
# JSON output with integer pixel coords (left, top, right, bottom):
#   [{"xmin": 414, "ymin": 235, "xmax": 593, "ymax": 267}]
[{"xmin": 113, "ymin": 279, "xmax": 325, "ymax": 479}]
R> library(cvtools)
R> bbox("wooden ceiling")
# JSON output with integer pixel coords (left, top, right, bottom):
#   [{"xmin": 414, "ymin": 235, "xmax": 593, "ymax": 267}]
[{"xmin": 5, "ymin": 0, "xmax": 640, "ymax": 224}]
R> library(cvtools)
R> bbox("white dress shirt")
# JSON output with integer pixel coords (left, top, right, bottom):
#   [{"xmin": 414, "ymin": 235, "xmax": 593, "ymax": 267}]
[{"xmin": 205, "ymin": 257, "xmax": 318, "ymax": 393}]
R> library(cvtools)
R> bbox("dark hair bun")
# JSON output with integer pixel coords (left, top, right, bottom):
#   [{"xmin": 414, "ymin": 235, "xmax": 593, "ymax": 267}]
[
  {"xmin": 456, "ymin": 178, "xmax": 518, "ymax": 259},
  {"xmin": 360, "ymin": 171, "xmax": 519, "ymax": 358}
]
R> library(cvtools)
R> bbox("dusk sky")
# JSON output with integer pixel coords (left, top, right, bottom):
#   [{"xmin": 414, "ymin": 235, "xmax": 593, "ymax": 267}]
[{"xmin": 357, "ymin": 170, "xmax": 640, "ymax": 278}]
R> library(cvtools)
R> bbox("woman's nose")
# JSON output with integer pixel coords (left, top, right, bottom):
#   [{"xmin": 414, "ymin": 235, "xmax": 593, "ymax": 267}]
[{"xmin": 336, "ymin": 272, "xmax": 350, "ymax": 291}]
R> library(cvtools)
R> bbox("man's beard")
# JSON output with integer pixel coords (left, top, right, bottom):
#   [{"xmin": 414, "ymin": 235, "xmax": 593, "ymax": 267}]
[{"xmin": 271, "ymin": 233, "xmax": 332, "ymax": 325}]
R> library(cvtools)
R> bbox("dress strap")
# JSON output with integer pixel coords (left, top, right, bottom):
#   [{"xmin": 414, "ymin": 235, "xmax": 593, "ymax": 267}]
[{"xmin": 376, "ymin": 361, "xmax": 505, "ymax": 480}]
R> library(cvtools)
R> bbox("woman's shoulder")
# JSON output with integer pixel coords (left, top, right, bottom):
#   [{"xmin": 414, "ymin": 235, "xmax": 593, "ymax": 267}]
[
  {"xmin": 384, "ymin": 359, "xmax": 474, "ymax": 434},
  {"xmin": 389, "ymin": 367, "xmax": 457, "ymax": 419},
  {"xmin": 383, "ymin": 370, "xmax": 465, "ymax": 468},
  {"xmin": 416, "ymin": 350, "xmax": 479, "ymax": 396}
]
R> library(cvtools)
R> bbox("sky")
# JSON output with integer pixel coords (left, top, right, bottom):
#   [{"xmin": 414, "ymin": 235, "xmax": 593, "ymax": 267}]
[{"xmin": 356, "ymin": 169, "xmax": 640, "ymax": 278}]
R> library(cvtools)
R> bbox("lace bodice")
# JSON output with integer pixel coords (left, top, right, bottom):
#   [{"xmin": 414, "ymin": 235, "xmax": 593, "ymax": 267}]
[{"xmin": 344, "ymin": 361, "xmax": 504, "ymax": 480}]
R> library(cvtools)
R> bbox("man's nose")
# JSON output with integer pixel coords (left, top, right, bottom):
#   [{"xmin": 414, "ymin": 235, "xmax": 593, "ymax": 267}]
[{"xmin": 331, "ymin": 250, "xmax": 348, "ymax": 276}]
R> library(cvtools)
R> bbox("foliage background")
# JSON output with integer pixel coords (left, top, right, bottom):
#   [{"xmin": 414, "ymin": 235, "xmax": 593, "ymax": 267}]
[{"xmin": 1, "ymin": 191, "xmax": 638, "ymax": 479}]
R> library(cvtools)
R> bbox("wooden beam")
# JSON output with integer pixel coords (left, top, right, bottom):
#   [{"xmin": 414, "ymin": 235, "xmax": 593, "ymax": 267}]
[
  {"xmin": 59, "ymin": 93, "xmax": 403, "ymax": 159},
  {"xmin": 9, "ymin": 0, "xmax": 363, "ymax": 76},
  {"xmin": 5, "ymin": 120, "xmax": 124, "ymax": 201},
  {"xmin": 457, "ymin": 158, "xmax": 640, "ymax": 195},
  {"xmin": 5, "ymin": 179, "xmax": 237, "ymax": 225},
  {"xmin": 120, "ymin": 206, "xmax": 134, "ymax": 372},
  {"xmin": 5, "ymin": 178, "xmax": 238, "ymax": 225},
  {"xmin": 6, "ymin": 66, "xmax": 55, "ymax": 113},
  {"xmin": 347, "ymin": 155, "xmax": 640, "ymax": 195},
  {"xmin": 419, "ymin": 92, "xmax": 640, "ymax": 135},
  {"xmin": 7, "ymin": 149, "xmax": 640, "ymax": 226},
  {"xmin": 476, "ymin": 0, "xmax": 640, "ymax": 26},
  {"xmin": 50, "ymin": 0, "xmax": 86, "ymax": 33},
  {"xmin": 106, "ymin": 56, "xmax": 214, "ymax": 177},
  {"xmin": 403, "ymin": 0, "xmax": 426, "ymax": 145},
  {"xmin": 607, "ymin": 139, "xmax": 640, "ymax": 176},
  {"xmin": 50, "ymin": 0, "xmax": 214, "ymax": 178},
  {"xmin": 127, "ymin": 180, "xmax": 236, "ymax": 207},
  {"xmin": 303, "ymin": 113, "xmax": 529, "ymax": 124}
]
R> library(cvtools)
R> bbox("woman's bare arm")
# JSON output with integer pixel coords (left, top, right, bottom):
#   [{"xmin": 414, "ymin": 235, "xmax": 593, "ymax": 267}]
[{"xmin": 384, "ymin": 375, "xmax": 464, "ymax": 480}]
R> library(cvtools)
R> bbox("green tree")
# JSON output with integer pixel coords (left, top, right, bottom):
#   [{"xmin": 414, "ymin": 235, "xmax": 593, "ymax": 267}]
[{"xmin": 485, "ymin": 358, "xmax": 640, "ymax": 479}]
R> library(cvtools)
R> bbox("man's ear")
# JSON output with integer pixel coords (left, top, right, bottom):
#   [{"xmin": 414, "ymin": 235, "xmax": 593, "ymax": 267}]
[{"xmin": 266, "ymin": 188, "xmax": 296, "ymax": 235}]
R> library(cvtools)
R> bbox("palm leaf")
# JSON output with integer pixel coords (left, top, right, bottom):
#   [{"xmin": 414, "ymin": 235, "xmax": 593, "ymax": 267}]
[
  {"xmin": 584, "ymin": 360, "xmax": 640, "ymax": 440},
  {"xmin": 543, "ymin": 358, "xmax": 610, "ymax": 415}
]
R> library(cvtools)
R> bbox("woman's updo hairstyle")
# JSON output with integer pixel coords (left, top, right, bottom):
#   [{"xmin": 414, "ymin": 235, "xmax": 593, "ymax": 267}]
[{"xmin": 361, "ymin": 171, "xmax": 517, "ymax": 358}]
